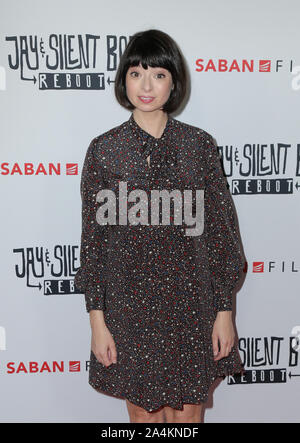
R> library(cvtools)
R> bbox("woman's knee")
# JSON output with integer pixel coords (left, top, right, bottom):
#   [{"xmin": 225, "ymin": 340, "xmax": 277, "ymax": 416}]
[
  {"xmin": 165, "ymin": 404, "xmax": 203, "ymax": 423},
  {"xmin": 126, "ymin": 400, "xmax": 164, "ymax": 423}
]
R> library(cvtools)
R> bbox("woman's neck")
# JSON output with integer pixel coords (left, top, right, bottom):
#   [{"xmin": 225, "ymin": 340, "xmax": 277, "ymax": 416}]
[{"xmin": 132, "ymin": 109, "xmax": 168, "ymax": 139}]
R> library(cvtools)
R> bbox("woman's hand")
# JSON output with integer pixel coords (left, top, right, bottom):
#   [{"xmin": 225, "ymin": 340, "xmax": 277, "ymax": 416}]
[
  {"xmin": 91, "ymin": 322, "xmax": 118, "ymax": 368},
  {"xmin": 212, "ymin": 311, "xmax": 235, "ymax": 361}
]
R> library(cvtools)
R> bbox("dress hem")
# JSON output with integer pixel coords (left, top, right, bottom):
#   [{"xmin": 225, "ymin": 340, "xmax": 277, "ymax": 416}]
[{"xmin": 88, "ymin": 378, "xmax": 216, "ymax": 413}]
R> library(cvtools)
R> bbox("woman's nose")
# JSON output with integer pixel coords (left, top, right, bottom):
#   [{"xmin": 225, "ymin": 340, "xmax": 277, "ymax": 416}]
[{"xmin": 141, "ymin": 76, "xmax": 152, "ymax": 91}]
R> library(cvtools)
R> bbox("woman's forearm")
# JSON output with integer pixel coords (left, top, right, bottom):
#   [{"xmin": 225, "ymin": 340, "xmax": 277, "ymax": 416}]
[{"xmin": 89, "ymin": 309, "xmax": 107, "ymax": 329}]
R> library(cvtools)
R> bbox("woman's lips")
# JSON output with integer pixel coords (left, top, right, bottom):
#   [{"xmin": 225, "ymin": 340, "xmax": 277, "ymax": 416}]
[{"xmin": 138, "ymin": 96, "xmax": 155, "ymax": 103}]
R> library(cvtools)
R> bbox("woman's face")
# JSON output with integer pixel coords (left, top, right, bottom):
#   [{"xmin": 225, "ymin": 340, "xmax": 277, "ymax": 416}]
[{"xmin": 125, "ymin": 62, "xmax": 174, "ymax": 112}]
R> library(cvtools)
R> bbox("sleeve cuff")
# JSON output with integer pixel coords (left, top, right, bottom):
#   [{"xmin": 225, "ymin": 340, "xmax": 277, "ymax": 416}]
[
  {"xmin": 74, "ymin": 268, "xmax": 106, "ymax": 313},
  {"xmin": 84, "ymin": 284, "xmax": 106, "ymax": 313}
]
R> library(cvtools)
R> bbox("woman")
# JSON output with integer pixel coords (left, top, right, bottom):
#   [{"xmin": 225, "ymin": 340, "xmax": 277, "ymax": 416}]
[{"xmin": 74, "ymin": 29, "xmax": 245, "ymax": 423}]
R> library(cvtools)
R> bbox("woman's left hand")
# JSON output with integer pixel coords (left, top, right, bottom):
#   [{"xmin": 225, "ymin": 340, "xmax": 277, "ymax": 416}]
[{"xmin": 212, "ymin": 311, "xmax": 236, "ymax": 361}]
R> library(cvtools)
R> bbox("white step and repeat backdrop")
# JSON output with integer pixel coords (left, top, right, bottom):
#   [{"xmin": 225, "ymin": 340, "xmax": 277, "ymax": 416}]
[{"xmin": 1, "ymin": 0, "xmax": 299, "ymax": 423}]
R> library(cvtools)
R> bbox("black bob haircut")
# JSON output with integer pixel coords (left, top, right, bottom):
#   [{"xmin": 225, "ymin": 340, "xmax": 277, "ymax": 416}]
[{"xmin": 114, "ymin": 29, "xmax": 188, "ymax": 114}]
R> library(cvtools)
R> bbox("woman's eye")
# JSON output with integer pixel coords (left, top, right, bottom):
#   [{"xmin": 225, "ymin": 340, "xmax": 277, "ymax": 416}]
[{"xmin": 129, "ymin": 71, "xmax": 166, "ymax": 78}]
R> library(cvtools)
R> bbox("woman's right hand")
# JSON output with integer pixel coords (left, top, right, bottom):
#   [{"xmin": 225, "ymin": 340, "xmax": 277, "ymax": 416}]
[{"xmin": 91, "ymin": 323, "xmax": 117, "ymax": 368}]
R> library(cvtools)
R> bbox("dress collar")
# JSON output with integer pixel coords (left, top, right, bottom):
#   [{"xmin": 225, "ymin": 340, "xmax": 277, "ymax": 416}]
[
  {"xmin": 126, "ymin": 112, "xmax": 178, "ymax": 176},
  {"xmin": 128, "ymin": 112, "xmax": 174, "ymax": 145}
]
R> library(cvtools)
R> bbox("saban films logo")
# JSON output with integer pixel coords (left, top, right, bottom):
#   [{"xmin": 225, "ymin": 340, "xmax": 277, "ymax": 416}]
[
  {"xmin": 1, "ymin": 360, "xmax": 92, "ymax": 374},
  {"xmin": 253, "ymin": 261, "xmax": 299, "ymax": 273},
  {"xmin": 1, "ymin": 162, "xmax": 78, "ymax": 175}
]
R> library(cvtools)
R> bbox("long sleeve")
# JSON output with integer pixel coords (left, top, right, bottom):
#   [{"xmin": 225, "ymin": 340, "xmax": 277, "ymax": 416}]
[
  {"xmin": 203, "ymin": 133, "xmax": 244, "ymax": 311},
  {"xmin": 74, "ymin": 137, "xmax": 109, "ymax": 313}
]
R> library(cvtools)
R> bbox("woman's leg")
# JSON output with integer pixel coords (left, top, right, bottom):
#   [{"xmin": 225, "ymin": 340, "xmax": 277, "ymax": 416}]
[
  {"xmin": 126, "ymin": 399, "xmax": 165, "ymax": 423},
  {"xmin": 163, "ymin": 404, "xmax": 203, "ymax": 423}
]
